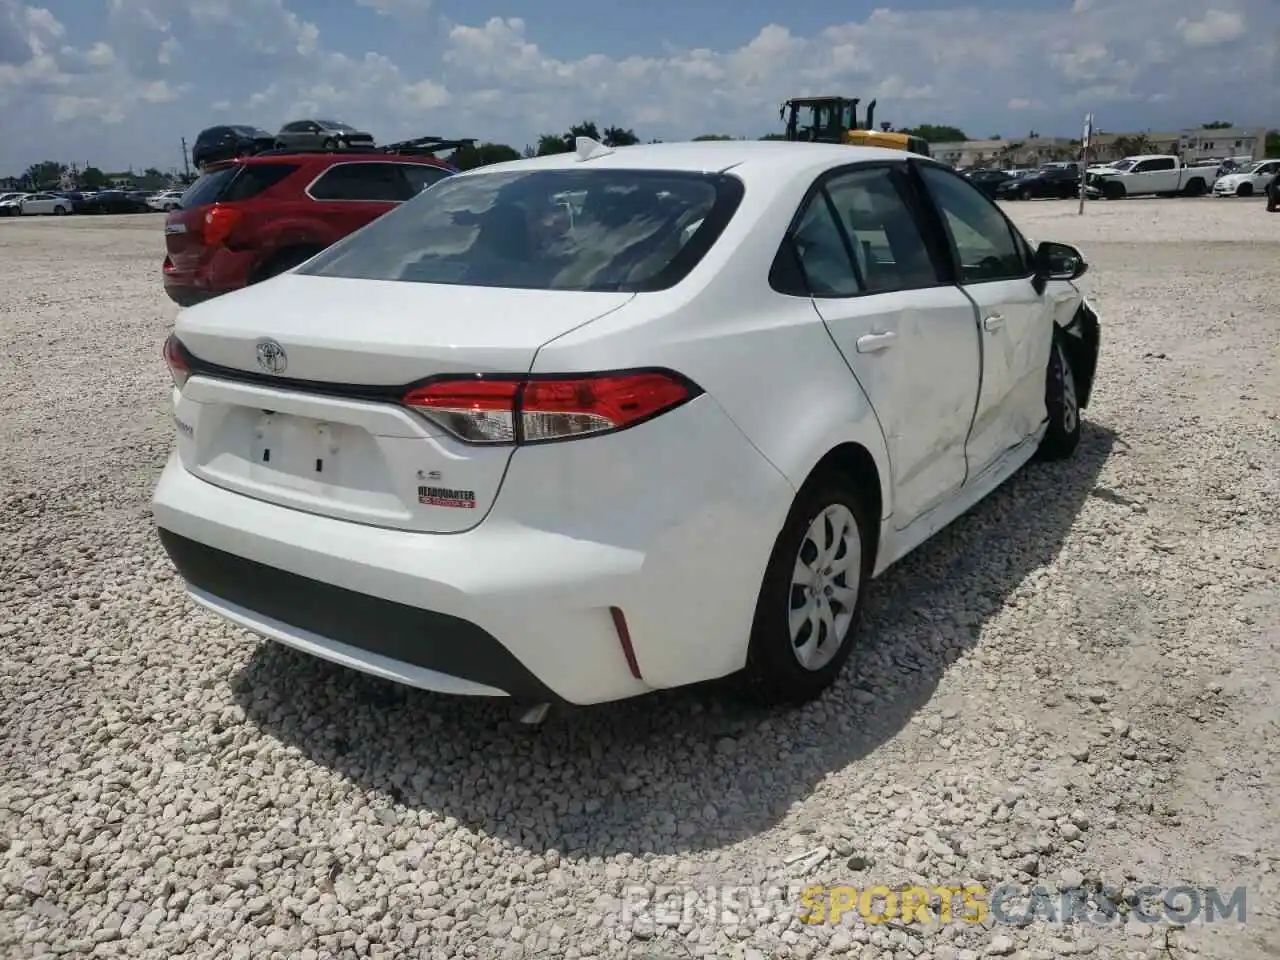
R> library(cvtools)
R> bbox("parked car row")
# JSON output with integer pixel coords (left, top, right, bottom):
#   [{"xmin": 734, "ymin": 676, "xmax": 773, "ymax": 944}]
[
  {"xmin": 191, "ymin": 118, "xmax": 376, "ymax": 169},
  {"xmin": 962, "ymin": 155, "xmax": 1278, "ymax": 207},
  {"xmin": 0, "ymin": 187, "xmax": 181, "ymax": 216}
]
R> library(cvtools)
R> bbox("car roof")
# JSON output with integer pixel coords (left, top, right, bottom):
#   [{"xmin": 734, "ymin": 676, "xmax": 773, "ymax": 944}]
[
  {"xmin": 230, "ymin": 152, "xmax": 450, "ymax": 169},
  {"xmin": 454, "ymin": 139, "xmax": 941, "ymax": 190}
]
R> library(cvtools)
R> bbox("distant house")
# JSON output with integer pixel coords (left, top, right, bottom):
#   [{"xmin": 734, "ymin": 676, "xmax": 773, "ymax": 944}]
[
  {"xmin": 931, "ymin": 136, "xmax": 1079, "ymax": 169},
  {"xmin": 1176, "ymin": 127, "xmax": 1267, "ymax": 162}
]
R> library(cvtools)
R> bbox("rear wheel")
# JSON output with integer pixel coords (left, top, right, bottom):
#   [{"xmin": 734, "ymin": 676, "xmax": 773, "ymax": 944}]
[
  {"xmin": 739, "ymin": 480, "xmax": 871, "ymax": 704},
  {"xmin": 53, "ymin": 205, "xmax": 66, "ymax": 215},
  {"xmin": 1183, "ymin": 178, "xmax": 1207, "ymax": 197},
  {"xmin": 1020, "ymin": 186, "xmax": 1033, "ymax": 201},
  {"xmin": 1037, "ymin": 334, "xmax": 1081, "ymax": 461},
  {"xmin": 322, "ymin": 138, "xmax": 337, "ymax": 150}
]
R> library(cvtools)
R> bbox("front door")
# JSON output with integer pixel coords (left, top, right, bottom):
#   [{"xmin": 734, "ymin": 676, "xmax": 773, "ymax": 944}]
[
  {"xmin": 793, "ymin": 163, "xmax": 982, "ymax": 527},
  {"xmin": 915, "ymin": 162, "xmax": 1055, "ymax": 478}
]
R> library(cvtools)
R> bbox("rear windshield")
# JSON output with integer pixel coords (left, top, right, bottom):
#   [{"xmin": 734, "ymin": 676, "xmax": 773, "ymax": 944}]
[
  {"xmin": 297, "ymin": 169, "xmax": 744, "ymax": 293},
  {"xmin": 179, "ymin": 163, "xmax": 299, "ymax": 208}
]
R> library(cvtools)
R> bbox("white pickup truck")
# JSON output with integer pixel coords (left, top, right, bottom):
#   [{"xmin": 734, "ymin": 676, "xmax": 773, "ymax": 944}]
[{"xmin": 1085, "ymin": 154, "xmax": 1217, "ymax": 199}]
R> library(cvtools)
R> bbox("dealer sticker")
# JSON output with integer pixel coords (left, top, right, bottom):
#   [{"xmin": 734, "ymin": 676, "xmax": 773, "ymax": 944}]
[{"xmin": 418, "ymin": 485, "xmax": 476, "ymax": 509}]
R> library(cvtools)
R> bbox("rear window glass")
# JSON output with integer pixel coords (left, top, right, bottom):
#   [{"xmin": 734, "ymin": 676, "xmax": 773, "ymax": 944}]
[{"xmin": 297, "ymin": 169, "xmax": 743, "ymax": 293}]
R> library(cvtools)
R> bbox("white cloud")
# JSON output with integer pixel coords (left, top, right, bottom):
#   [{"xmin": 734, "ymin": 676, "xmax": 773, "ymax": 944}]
[
  {"xmin": 356, "ymin": 0, "xmax": 432, "ymax": 16},
  {"xmin": 1176, "ymin": 9, "xmax": 1245, "ymax": 46},
  {"xmin": 0, "ymin": 0, "xmax": 1271, "ymax": 174}
]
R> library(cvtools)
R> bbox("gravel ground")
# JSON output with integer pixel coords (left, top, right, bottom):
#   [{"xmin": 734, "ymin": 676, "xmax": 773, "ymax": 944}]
[{"xmin": 2, "ymin": 200, "xmax": 1278, "ymax": 960}]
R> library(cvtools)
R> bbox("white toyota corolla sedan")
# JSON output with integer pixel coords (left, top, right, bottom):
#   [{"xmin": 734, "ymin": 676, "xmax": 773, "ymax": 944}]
[{"xmin": 152, "ymin": 139, "xmax": 1101, "ymax": 710}]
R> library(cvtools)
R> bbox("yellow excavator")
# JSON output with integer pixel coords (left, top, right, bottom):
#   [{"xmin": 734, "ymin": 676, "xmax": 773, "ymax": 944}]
[{"xmin": 780, "ymin": 96, "xmax": 930, "ymax": 156}]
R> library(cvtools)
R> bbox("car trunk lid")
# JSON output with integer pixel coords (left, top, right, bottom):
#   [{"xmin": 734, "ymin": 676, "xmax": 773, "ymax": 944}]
[{"xmin": 170, "ymin": 274, "xmax": 635, "ymax": 533}]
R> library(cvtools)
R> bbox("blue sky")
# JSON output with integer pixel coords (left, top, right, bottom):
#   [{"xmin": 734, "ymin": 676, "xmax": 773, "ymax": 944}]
[{"xmin": 0, "ymin": 0, "xmax": 1275, "ymax": 173}]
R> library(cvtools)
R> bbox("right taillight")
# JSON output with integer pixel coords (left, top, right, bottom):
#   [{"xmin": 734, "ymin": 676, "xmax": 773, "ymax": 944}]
[
  {"xmin": 402, "ymin": 370, "xmax": 700, "ymax": 445},
  {"xmin": 163, "ymin": 334, "xmax": 191, "ymax": 389},
  {"xmin": 202, "ymin": 205, "xmax": 242, "ymax": 246}
]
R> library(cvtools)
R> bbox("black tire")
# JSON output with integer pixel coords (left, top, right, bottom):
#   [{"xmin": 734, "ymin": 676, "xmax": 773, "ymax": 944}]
[
  {"xmin": 1236, "ymin": 183, "xmax": 1253, "ymax": 198},
  {"xmin": 53, "ymin": 205, "xmax": 66, "ymax": 215},
  {"xmin": 739, "ymin": 479, "xmax": 872, "ymax": 705},
  {"xmin": 1037, "ymin": 334, "xmax": 1081, "ymax": 461},
  {"xmin": 1103, "ymin": 181, "xmax": 1126, "ymax": 200},
  {"xmin": 1267, "ymin": 194, "xmax": 1278, "ymax": 213},
  {"xmin": 252, "ymin": 246, "xmax": 321, "ymax": 284},
  {"xmin": 1183, "ymin": 178, "xmax": 1207, "ymax": 197},
  {"xmin": 322, "ymin": 138, "xmax": 337, "ymax": 150},
  {"xmin": 1020, "ymin": 186, "xmax": 1033, "ymax": 201}
]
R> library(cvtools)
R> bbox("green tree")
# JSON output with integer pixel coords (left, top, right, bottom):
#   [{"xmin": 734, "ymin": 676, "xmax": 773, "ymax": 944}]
[
  {"xmin": 1264, "ymin": 130, "xmax": 1279, "ymax": 158},
  {"xmin": 693, "ymin": 134, "xmax": 734, "ymax": 141},
  {"xmin": 536, "ymin": 121, "xmax": 639, "ymax": 155},
  {"xmin": 758, "ymin": 133, "xmax": 787, "ymax": 141},
  {"xmin": 897, "ymin": 124, "xmax": 968, "ymax": 143},
  {"xmin": 601, "ymin": 125, "xmax": 639, "ymax": 147},
  {"xmin": 23, "ymin": 160, "xmax": 65, "ymax": 188},
  {"xmin": 449, "ymin": 142, "xmax": 522, "ymax": 171},
  {"xmin": 1201, "ymin": 120, "xmax": 1233, "ymax": 129},
  {"xmin": 79, "ymin": 166, "xmax": 108, "ymax": 189},
  {"xmin": 536, "ymin": 133, "xmax": 570, "ymax": 156}
]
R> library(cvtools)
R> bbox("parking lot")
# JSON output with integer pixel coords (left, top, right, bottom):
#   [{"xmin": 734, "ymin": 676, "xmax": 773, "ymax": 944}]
[{"xmin": 1, "ymin": 200, "xmax": 1278, "ymax": 959}]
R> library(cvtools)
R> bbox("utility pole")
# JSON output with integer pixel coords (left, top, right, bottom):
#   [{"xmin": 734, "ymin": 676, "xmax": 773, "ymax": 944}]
[
  {"xmin": 180, "ymin": 137, "xmax": 191, "ymax": 180},
  {"xmin": 1078, "ymin": 113, "xmax": 1093, "ymax": 215}
]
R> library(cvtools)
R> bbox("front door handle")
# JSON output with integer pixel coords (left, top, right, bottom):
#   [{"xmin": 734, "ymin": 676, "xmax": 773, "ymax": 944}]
[
  {"xmin": 983, "ymin": 314, "xmax": 1005, "ymax": 332},
  {"xmin": 855, "ymin": 331, "xmax": 897, "ymax": 354}
]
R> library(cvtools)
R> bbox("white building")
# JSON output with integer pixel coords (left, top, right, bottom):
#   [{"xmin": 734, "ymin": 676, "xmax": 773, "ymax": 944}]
[{"xmin": 1175, "ymin": 127, "xmax": 1267, "ymax": 162}]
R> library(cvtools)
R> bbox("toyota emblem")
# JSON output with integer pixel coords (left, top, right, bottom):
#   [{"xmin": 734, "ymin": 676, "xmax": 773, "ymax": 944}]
[{"xmin": 255, "ymin": 339, "xmax": 287, "ymax": 375}]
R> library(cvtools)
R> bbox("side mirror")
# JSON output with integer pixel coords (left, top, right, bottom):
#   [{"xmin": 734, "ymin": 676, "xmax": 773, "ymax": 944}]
[{"xmin": 1034, "ymin": 240, "xmax": 1088, "ymax": 282}]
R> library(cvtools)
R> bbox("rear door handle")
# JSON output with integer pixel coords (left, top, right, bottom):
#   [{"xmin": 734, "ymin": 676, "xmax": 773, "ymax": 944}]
[
  {"xmin": 983, "ymin": 314, "xmax": 1004, "ymax": 332},
  {"xmin": 855, "ymin": 331, "xmax": 897, "ymax": 354}
]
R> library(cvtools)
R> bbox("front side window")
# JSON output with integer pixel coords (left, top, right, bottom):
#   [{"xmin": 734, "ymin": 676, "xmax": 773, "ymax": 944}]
[
  {"xmin": 298, "ymin": 168, "xmax": 741, "ymax": 293},
  {"xmin": 917, "ymin": 164, "xmax": 1028, "ymax": 284},
  {"xmin": 308, "ymin": 163, "xmax": 412, "ymax": 202}
]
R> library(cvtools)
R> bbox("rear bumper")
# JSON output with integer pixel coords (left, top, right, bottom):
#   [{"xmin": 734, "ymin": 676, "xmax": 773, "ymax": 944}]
[
  {"xmin": 163, "ymin": 247, "xmax": 256, "ymax": 305},
  {"xmin": 158, "ymin": 528, "xmax": 562, "ymax": 702},
  {"xmin": 150, "ymin": 395, "xmax": 795, "ymax": 705}
]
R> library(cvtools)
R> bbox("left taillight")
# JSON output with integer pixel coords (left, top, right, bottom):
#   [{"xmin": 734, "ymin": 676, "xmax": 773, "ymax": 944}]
[
  {"xmin": 163, "ymin": 334, "xmax": 191, "ymax": 389},
  {"xmin": 402, "ymin": 370, "xmax": 700, "ymax": 445},
  {"xmin": 202, "ymin": 205, "xmax": 242, "ymax": 246}
]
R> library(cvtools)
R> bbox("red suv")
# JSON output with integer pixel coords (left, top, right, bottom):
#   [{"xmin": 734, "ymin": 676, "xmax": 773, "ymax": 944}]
[{"xmin": 162, "ymin": 150, "xmax": 453, "ymax": 306}]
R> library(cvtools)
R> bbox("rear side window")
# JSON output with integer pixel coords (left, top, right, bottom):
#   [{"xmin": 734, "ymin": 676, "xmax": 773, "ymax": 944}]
[
  {"xmin": 297, "ymin": 169, "xmax": 743, "ymax": 293},
  {"xmin": 401, "ymin": 164, "xmax": 450, "ymax": 195},
  {"xmin": 308, "ymin": 163, "xmax": 412, "ymax": 202},
  {"xmin": 824, "ymin": 167, "xmax": 940, "ymax": 292},
  {"xmin": 180, "ymin": 167, "xmax": 237, "ymax": 208},
  {"xmin": 220, "ymin": 163, "xmax": 300, "ymax": 202}
]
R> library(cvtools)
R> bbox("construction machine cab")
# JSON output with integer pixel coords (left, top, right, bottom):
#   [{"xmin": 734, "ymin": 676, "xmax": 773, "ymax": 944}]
[{"xmin": 780, "ymin": 96, "xmax": 931, "ymax": 157}]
